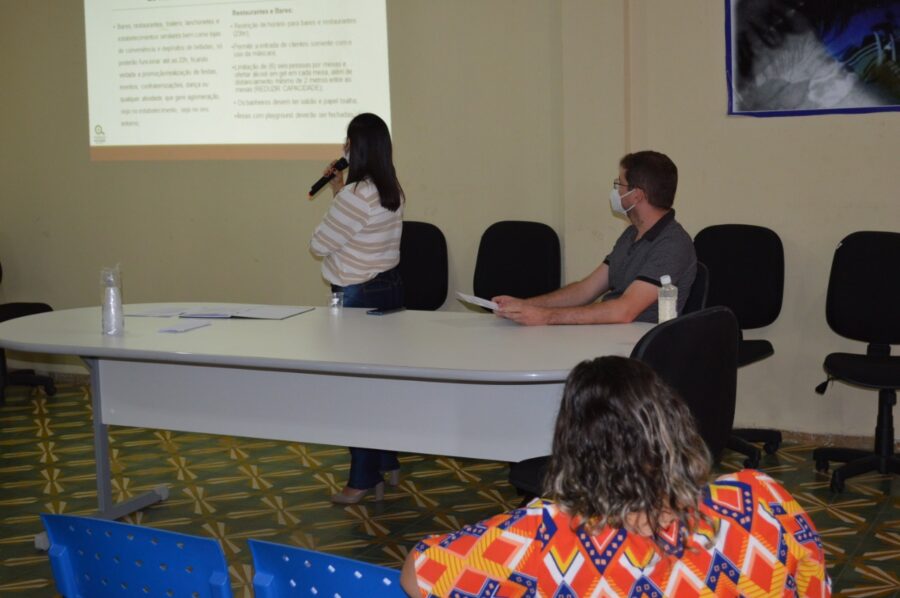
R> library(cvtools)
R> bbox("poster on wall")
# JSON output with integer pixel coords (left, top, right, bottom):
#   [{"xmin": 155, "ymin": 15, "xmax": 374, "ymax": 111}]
[{"xmin": 726, "ymin": 0, "xmax": 900, "ymax": 116}]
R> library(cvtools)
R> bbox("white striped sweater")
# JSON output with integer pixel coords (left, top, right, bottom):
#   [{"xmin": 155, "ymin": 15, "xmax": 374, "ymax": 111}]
[{"xmin": 309, "ymin": 179, "xmax": 403, "ymax": 286}]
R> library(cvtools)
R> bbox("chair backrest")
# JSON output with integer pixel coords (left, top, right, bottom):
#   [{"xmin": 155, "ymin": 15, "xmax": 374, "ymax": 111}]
[
  {"xmin": 399, "ymin": 221, "xmax": 449, "ymax": 311},
  {"xmin": 0, "ymin": 302, "xmax": 53, "ymax": 323},
  {"xmin": 473, "ymin": 221, "xmax": 561, "ymax": 300},
  {"xmin": 249, "ymin": 539, "xmax": 404, "ymax": 597},
  {"xmin": 41, "ymin": 513, "xmax": 232, "ymax": 598},
  {"xmin": 630, "ymin": 306, "xmax": 739, "ymax": 462},
  {"xmin": 0, "ymin": 256, "xmax": 53, "ymax": 323},
  {"xmin": 682, "ymin": 261, "xmax": 709, "ymax": 315},
  {"xmin": 694, "ymin": 224, "xmax": 783, "ymax": 330},
  {"xmin": 826, "ymin": 231, "xmax": 900, "ymax": 345}
]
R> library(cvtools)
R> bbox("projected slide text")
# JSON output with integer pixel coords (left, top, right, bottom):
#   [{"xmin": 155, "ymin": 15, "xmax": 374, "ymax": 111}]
[{"xmin": 84, "ymin": 0, "xmax": 390, "ymax": 159}]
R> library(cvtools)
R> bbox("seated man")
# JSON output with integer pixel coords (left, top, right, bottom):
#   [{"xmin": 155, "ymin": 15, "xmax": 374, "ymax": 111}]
[
  {"xmin": 401, "ymin": 357, "xmax": 830, "ymax": 597},
  {"xmin": 495, "ymin": 150, "xmax": 696, "ymax": 325}
]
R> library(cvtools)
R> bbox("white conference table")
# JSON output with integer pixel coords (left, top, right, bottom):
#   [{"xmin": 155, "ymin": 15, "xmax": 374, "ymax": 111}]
[{"xmin": 0, "ymin": 304, "xmax": 651, "ymax": 541}]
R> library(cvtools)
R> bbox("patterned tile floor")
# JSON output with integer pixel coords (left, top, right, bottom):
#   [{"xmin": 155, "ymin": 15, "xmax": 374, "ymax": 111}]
[{"xmin": 1, "ymin": 383, "xmax": 898, "ymax": 596}]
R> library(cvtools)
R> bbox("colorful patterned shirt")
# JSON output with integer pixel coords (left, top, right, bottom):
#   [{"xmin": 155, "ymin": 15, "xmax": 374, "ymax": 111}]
[{"xmin": 412, "ymin": 470, "xmax": 830, "ymax": 597}]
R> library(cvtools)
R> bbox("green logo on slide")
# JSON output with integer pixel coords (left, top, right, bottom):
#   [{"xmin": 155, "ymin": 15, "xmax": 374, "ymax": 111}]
[{"xmin": 93, "ymin": 125, "xmax": 106, "ymax": 144}]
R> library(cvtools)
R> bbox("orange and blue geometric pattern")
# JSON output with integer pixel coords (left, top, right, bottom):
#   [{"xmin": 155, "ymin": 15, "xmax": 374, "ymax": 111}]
[{"xmin": 413, "ymin": 470, "xmax": 831, "ymax": 597}]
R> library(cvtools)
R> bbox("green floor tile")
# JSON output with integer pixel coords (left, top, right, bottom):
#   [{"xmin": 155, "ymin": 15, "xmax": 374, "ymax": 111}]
[{"xmin": 2, "ymin": 383, "xmax": 899, "ymax": 595}]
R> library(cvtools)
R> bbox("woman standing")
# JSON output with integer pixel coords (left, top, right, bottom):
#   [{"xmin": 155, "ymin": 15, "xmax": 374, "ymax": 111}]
[{"xmin": 310, "ymin": 112, "xmax": 404, "ymax": 504}]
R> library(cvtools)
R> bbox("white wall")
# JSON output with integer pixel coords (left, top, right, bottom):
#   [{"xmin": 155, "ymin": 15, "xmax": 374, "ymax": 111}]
[{"xmin": 623, "ymin": 2, "xmax": 899, "ymax": 438}]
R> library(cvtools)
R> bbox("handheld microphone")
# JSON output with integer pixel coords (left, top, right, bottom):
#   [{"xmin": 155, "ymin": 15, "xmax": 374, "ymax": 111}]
[{"xmin": 308, "ymin": 157, "xmax": 349, "ymax": 198}]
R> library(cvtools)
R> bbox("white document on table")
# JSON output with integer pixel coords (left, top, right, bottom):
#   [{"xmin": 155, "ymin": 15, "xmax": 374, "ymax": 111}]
[
  {"xmin": 179, "ymin": 305, "xmax": 314, "ymax": 320},
  {"xmin": 179, "ymin": 306, "xmax": 241, "ymax": 318},
  {"xmin": 456, "ymin": 292, "xmax": 499, "ymax": 311},
  {"xmin": 159, "ymin": 321, "xmax": 211, "ymax": 333},
  {"xmin": 127, "ymin": 306, "xmax": 191, "ymax": 317},
  {"xmin": 231, "ymin": 305, "xmax": 315, "ymax": 320}
]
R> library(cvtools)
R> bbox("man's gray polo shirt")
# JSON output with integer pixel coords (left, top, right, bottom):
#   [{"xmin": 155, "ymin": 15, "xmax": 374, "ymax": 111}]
[{"xmin": 602, "ymin": 210, "xmax": 697, "ymax": 323}]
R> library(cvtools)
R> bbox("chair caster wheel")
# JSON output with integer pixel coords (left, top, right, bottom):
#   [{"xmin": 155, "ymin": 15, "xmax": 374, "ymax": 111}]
[
  {"xmin": 830, "ymin": 475, "xmax": 844, "ymax": 493},
  {"xmin": 815, "ymin": 459, "xmax": 829, "ymax": 473},
  {"xmin": 763, "ymin": 441, "xmax": 780, "ymax": 455}
]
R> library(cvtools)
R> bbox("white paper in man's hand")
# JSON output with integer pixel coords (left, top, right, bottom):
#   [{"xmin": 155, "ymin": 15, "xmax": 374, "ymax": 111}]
[{"xmin": 456, "ymin": 292, "xmax": 499, "ymax": 311}]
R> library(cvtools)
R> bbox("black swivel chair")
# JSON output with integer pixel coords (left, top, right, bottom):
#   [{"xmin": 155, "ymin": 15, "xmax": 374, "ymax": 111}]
[
  {"xmin": 812, "ymin": 231, "xmax": 900, "ymax": 492},
  {"xmin": 694, "ymin": 224, "xmax": 784, "ymax": 467},
  {"xmin": 398, "ymin": 221, "xmax": 448, "ymax": 311},
  {"xmin": 473, "ymin": 221, "xmax": 560, "ymax": 301},
  {"xmin": 683, "ymin": 261, "xmax": 709, "ymax": 315},
  {"xmin": 508, "ymin": 307, "xmax": 740, "ymax": 500},
  {"xmin": 0, "ymin": 261, "xmax": 56, "ymax": 401}
]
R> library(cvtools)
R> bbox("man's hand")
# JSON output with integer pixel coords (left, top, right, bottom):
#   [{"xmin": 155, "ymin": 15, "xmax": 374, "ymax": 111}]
[
  {"xmin": 492, "ymin": 295, "xmax": 521, "ymax": 310},
  {"xmin": 496, "ymin": 301, "xmax": 552, "ymax": 326}
]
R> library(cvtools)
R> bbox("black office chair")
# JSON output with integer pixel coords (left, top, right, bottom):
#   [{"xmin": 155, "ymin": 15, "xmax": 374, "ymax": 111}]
[
  {"xmin": 694, "ymin": 224, "xmax": 784, "ymax": 467},
  {"xmin": 508, "ymin": 307, "xmax": 739, "ymax": 500},
  {"xmin": 473, "ymin": 221, "xmax": 560, "ymax": 301},
  {"xmin": 0, "ymin": 261, "xmax": 56, "ymax": 402},
  {"xmin": 398, "ymin": 221, "xmax": 448, "ymax": 311},
  {"xmin": 683, "ymin": 261, "xmax": 709, "ymax": 315},
  {"xmin": 812, "ymin": 231, "xmax": 900, "ymax": 492}
]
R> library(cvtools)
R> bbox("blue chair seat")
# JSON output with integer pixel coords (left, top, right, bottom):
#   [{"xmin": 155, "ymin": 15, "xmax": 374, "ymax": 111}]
[
  {"xmin": 41, "ymin": 514, "xmax": 232, "ymax": 598},
  {"xmin": 249, "ymin": 539, "xmax": 403, "ymax": 597}
]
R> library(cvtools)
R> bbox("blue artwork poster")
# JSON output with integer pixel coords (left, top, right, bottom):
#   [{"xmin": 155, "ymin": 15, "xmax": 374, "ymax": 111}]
[{"xmin": 727, "ymin": 0, "xmax": 900, "ymax": 116}]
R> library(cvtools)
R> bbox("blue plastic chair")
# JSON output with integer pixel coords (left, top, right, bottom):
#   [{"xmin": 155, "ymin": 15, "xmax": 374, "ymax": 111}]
[
  {"xmin": 41, "ymin": 514, "xmax": 232, "ymax": 598},
  {"xmin": 249, "ymin": 539, "xmax": 404, "ymax": 597}
]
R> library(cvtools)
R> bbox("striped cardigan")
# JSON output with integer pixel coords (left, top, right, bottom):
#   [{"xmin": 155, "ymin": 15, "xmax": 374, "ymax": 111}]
[{"xmin": 309, "ymin": 179, "xmax": 403, "ymax": 286}]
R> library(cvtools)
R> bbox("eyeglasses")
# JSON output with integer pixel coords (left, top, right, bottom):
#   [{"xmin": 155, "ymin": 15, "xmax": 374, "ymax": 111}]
[{"xmin": 613, "ymin": 179, "xmax": 631, "ymax": 190}]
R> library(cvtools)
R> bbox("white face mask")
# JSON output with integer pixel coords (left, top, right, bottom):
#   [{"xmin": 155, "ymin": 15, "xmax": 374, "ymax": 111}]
[{"xmin": 609, "ymin": 187, "xmax": 636, "ymax": 215}]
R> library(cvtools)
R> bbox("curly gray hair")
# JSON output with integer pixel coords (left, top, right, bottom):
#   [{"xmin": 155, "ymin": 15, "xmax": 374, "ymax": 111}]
[{"xmin": 544, "ymin": 356, "xmax": 711, "ymax": 546}]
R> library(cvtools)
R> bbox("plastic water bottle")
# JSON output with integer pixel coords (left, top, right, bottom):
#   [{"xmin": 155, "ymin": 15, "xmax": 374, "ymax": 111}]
[
  {"xmin": 101, "ymin": 266, "xmax": 124, "ymax": 336},
  {"xmin": 658, "ymin": 274, "xmax": 677, "ymax": 323}
]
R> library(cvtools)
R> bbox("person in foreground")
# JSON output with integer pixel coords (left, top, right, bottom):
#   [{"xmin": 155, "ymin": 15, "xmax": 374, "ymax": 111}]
[
  {"xmin": 401, "ymin": 357, "xmax": 830, "ymax": 597},
  {"xmin": 495, "ymin": 150, "xmax": 696, "ymax": 325},
  {"xmin": 309, "ymin": 112, "xmax": 404, "ymax": 505}
]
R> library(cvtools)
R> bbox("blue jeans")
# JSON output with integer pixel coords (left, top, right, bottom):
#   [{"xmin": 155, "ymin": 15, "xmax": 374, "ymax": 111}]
[
  {"xmin": 332, "ymin": 267, "xmax": 403, "ymax": 489},
  {"xmin": 331, "ymin": 267, "xmax": 404, "ymax": 310}
]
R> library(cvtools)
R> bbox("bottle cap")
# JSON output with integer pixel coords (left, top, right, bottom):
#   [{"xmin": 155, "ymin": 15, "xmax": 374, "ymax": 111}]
[
  {"xmin": 660, "ymin": 275, "xmax": 672, "ymax": 285},
  {"xmin": 101, "ymin": 266, "xmax": 120, "ymax": 287}
]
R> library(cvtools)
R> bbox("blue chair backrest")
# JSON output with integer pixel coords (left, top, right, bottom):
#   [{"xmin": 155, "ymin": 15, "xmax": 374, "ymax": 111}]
[
  {"xmin": 249, "ymin": 539, "xmax": 404, "ymax": 597},
  {"xmin": 41, "ymin": 514, "xmax": 232, "ymax": 598}
]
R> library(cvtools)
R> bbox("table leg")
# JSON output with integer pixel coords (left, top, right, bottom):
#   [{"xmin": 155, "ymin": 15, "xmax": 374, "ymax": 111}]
[{"xmin": 34, "ymin": 358, "xmax": 168, "ymax": 550}]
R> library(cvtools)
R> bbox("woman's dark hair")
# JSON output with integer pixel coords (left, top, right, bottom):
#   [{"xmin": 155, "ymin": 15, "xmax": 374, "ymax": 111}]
[
  {"xmin": 345, "ymin": 113, "xmax": 403, "ymax": 212},
  {"xmin": 544, "ymin": 356, "xmax": 711, "ymax": 548}
]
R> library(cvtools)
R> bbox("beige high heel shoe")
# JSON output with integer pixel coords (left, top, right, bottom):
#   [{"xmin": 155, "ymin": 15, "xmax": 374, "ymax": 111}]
[
  {"xmin": 330, "ymin": 481, "xmax": 385, "ymax": 505},
  {"xmin": 382, "ymin": 469, "xmax": 400, "ymax": 486}
]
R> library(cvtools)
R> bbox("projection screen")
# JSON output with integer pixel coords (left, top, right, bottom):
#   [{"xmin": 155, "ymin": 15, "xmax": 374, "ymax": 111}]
[{"xmin": 84, "ymin": 0, "xmax": 391, "ymax": 160}]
